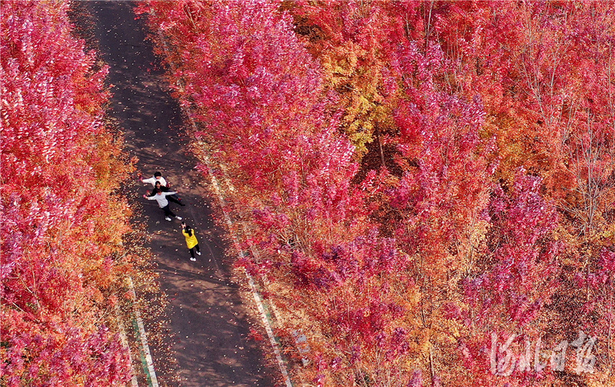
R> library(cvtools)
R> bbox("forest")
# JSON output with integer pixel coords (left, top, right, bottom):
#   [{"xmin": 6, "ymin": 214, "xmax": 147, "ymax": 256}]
[
  {"xmin": 2, "ymin": 1, "xmax": 614, "ymax": 386},
  {"xmin": 140, "ymin": 1, "xmax": 614, "ymax": 386}
]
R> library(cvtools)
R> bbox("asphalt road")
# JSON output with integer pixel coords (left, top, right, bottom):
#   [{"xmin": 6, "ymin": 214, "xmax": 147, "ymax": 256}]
[{"xmin": 81, "ymin": 2, "xmax": 278, "ymax": 386}]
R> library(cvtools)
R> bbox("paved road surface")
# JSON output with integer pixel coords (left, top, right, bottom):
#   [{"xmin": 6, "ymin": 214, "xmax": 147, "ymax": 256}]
[{"xmin": 82, "ymin": 2, "xmax": 278, "ymax": 386}]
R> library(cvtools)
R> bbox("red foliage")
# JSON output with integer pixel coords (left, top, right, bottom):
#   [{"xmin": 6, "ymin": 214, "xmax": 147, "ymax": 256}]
[
  {"xmin": 141, "ymin": 0, "xmax": 614, "ymax": 386},
  {"xmin": 387, "ymin": 38, "xmax": 494, "ymax": 276},
  {"xmin": 465, "ymin": 170, "xmax": 561, "ymax": 327},
  {"xmin": 1, "ymin": 1, "xmax": 132, "ymax": 385}
]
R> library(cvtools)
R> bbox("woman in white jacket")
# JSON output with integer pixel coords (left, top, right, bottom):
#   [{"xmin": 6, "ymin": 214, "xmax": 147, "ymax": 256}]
[{"xmin": 143, "ymin": 189, "xmax": 183, "ymax": 221}]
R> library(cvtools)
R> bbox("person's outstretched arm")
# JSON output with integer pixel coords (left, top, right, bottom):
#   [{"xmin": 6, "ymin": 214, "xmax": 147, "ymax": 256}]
[{"xmin": 142, "ymin": 176, "xmax": 156, "ymax": 186}]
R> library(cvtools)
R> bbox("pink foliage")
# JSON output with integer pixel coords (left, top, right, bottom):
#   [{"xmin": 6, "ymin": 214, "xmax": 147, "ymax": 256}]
[
  {"xmin": 466, "ymin": 169, "xmax": 560, "ymax": 327},
  {"xmin": 1, "ymin": 1, "xmax": 131, "ymax": 384}
]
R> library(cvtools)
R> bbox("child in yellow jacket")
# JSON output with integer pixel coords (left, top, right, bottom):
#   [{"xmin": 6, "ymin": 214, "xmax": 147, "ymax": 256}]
[{"xmin": 181, "ymin": 222, "xmax": 201, "ymax": 261}]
